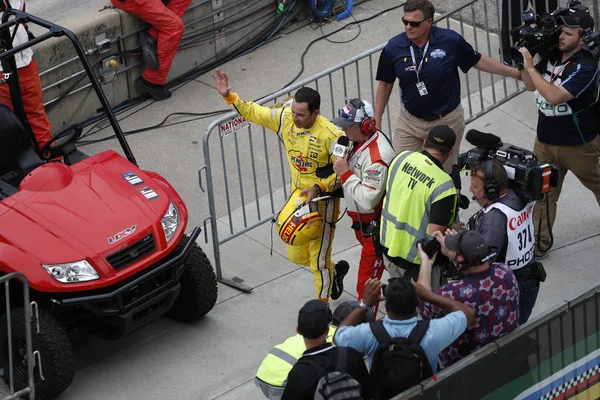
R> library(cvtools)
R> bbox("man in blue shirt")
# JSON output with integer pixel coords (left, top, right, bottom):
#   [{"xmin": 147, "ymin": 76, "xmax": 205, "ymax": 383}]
[
  {"xmin": 519, "ymin": 5, "xmax": 600, "ymax": 259},
  {"xmin": 374, "ymin": 0, "xmax": 520, "ymax": 170},
  {"xmin": 334, "ymin": 244, "xmax": 474, "ymax": 372}
]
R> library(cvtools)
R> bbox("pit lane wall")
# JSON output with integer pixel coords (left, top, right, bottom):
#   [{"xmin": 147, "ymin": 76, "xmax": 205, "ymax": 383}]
[
  {"xmin": 28, "ymin": 0, "xmax": 279, "ymax": 130},
  {"xmin": 393, "ymin": 284, "xmax": 600, "ymax": 400}
]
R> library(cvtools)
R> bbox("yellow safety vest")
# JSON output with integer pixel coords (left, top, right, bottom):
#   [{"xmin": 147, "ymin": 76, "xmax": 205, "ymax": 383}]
[
  {"xmin": 255, "ymin": 327, "xmax": 337, "ymax": 386},
  {"xmin": 380, "ymin": 151, "xmax": 456, "ymax": 265}
]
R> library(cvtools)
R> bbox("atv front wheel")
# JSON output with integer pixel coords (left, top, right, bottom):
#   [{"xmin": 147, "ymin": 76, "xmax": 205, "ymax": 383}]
[
  {"xmin": 1, "ymin": 307, "xmax": 75, "ymax": 400},
  {"xmin": 167, "ymin": 235, "xmax": 218, "ymax": 322}
]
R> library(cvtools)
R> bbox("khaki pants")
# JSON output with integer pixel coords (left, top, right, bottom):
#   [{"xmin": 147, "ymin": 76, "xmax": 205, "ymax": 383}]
[
  {"xmin": 393, "ymin": 103, "xmax": 466, "ymax": 172},
  {"xmin": 533, "ymin": 136, "xmax": 600, "ymax": 251}
]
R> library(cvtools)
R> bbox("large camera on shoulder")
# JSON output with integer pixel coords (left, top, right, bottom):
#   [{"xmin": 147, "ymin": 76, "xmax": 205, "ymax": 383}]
[
  {"xmin": 457, "ymin": 130, "xmax": 558, "ymax": 202},
  {"xmin": 510, "ymin": 0, "xmax": 590, "ymax": 64}
]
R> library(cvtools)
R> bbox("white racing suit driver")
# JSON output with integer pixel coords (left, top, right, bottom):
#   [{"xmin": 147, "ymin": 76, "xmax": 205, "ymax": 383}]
[{"xmin": 331, "ymin": 99, "xmax": 395, "ymax": 311}]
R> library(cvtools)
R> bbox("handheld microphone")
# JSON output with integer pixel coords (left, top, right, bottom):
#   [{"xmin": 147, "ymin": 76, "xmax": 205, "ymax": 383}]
[
  {"xmin": 332, "ymin": 136, "xmax": 350, "ymax": 160},
  {"xmin": 465, "ymin": 130, "xmax": 503, "ymax": 151}
]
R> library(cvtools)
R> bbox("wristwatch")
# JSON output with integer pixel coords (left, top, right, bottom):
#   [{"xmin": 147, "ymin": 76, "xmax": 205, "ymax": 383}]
[{"xmin": 358, "ymin": 299, "xmax": 371, "ymax": 311}]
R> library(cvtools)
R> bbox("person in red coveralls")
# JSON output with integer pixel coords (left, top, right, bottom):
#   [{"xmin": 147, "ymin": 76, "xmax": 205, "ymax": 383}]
[
  {"xmin": 0, "ymin": 0, "xmax": 52, "ymax": 149},
  {"xmin": 111, "ymin": 0, "xmax": 190, "ymax": 101}
]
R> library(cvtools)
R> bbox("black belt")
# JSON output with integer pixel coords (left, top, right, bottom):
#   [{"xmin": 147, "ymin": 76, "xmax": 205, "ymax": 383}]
[
  {"xmin": 439, "ymin": 106, "xmax": 455, "ymax": 118},
  {"xmin": 416, "ymin": 105, "xmax": 457, "ymax": 122}
]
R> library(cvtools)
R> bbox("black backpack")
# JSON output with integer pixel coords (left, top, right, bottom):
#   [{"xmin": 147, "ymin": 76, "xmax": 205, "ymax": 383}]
[
  {"xmin": 369, "ymin": 320, "xmax": 433, "ymax": 400},
  {"xmin": 312, "ymin": 347, "xmax": 362, "ymax": 400}
]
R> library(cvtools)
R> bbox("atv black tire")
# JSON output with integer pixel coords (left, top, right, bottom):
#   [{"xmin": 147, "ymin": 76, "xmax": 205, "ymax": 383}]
[
  {"xmin": 1, "ymin": 307, "xmax": 75, "ymax": 400},
  {"xmin": 167, "ymin": 235, "xmax": 218, "ymax": 322}
]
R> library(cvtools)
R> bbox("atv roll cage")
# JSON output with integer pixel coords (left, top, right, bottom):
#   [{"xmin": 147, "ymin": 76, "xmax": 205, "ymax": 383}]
[{"xmin": 0, "ymin": 9, "xmax": 137, "ymax": 166}]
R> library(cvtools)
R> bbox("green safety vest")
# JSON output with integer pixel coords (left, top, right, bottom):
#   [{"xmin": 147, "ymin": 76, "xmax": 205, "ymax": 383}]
[
  {"xmin": 255, "ymin": 327, "xmax": 337, "ymax": 386},
  {"xmin": 380, "ymin": 151, "xmax": 456, "ymax": 265}
]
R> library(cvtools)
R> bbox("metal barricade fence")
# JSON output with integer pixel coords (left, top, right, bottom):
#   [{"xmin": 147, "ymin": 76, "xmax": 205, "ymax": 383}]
[
  {"xmin": 392, "ymin": 283, "xmax": 600, "ymax": 399},
  {"xmin": 202, "ymin": 0, "xmax": 531, "ymax": 291},
  {"xmin": 1, "ymin": 273, "xmax": 38, "ymax": 400}
]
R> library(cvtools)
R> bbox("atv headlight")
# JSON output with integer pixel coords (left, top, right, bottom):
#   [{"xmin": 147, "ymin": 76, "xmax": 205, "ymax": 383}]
[
  {"xmin": 161, "ymin": 201, "xmax": 180, "ymax": 242},
  {"xmin": 42, "ymin": 260, "xmax": 99, "ymax": 283}
]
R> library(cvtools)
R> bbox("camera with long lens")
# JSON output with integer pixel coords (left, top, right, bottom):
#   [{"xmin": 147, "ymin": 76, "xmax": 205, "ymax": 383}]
[
  {"xmin": 509, "ymin": 0, "xmax": 588, "ymax": 64},
  {"xmin": 416, "ymin": 236, "xmax": 441, "ymax": 258},
  {"xmin": 456, "ymin": 130, "xmax": 558, "ymax": 202},
  {"xmin": 583, "ymin": 31, "xmax": 600, "ymax": 60}
]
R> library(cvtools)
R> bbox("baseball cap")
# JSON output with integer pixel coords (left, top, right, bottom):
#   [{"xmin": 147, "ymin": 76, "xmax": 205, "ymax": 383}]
[
  {"xmin": 297, "ymin": 300, "xmax": 331, "ymax": 339},
  {"xmin": 444, "ymin": 230, "xmax": 495, "ymax": 266},
  {"xmin": 559, "ymin": 6, "xmax": 595, "ymax": 30},
  {"xmin": 426, "ymin": 125, "xmax": 456, "ymax": 152},
  {"xmin": 332, "ymin": 300, "xmax": 375, "ymax": 326},
  {"xmin": 332, "ymin": 99, "xmax": 374, "ymax": 128}
]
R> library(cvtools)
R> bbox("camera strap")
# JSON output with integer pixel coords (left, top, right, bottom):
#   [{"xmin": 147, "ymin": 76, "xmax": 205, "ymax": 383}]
[{"xmin": 549, "ymin": 60, "xmax": 571, "ymax": 84}]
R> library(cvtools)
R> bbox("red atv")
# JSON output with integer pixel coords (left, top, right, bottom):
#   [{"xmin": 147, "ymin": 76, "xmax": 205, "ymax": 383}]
[{"xmin": 0, "ymin": 11, "xmax": 218, "ymax": 399}]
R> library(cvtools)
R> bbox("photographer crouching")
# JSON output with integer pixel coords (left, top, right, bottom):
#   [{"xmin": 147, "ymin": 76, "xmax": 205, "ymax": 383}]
[
  {"xmin": 468, "ymin": 159, "xmax": 546, "ymax": 324},
  {"xmin": 518, "ymin": 3, "xmax": 600, "ymax": 259}
]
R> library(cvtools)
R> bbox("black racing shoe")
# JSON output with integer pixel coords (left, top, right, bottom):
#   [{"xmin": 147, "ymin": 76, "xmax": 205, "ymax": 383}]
[
  {"xmin": 331, "ymin": 260, "xmax": 350, "ymax": 300},
  {"xmin": 136, "ymin": 76, "xmax": 172, "ymax": 101},
  {"xmin": 139, "ymin": 31, "xmax": 159, "ymax": 70}
]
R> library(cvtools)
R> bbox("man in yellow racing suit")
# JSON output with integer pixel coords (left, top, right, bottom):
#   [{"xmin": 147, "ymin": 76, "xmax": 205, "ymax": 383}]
[{"xmin": 212, "ymin": 69, "xmax": 349, "ymax": 302}]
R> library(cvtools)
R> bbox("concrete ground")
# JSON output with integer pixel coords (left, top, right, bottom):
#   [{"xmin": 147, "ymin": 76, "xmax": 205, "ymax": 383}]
[{"xmin": 4, "ymin": 0, "xmax": 600, "ymax": 399}]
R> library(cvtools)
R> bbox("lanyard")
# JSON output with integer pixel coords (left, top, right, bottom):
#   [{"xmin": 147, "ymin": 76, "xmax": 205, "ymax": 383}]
[
  {"xmin": 409, "ymin": 40, "xmax": 430, "ymax": 82},
  {"xmin": 550, "ymin": 60, "xmax": 570, "ymax": 85},
  {"xmin": 349, "ymin": 132, "xmax": 379, "ymax": 164}
]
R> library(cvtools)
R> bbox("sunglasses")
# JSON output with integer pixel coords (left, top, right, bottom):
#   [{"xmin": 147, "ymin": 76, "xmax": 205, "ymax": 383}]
[{"xmin": 401, "ymin": 17, "xmax": 429, "ymax": 27}]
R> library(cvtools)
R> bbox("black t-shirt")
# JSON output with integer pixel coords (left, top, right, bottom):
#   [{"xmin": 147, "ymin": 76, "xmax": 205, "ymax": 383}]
[
  {"xmin": 535, "ymin": 50, "xmax": 599, "ymax": 146},
  {"xmin": 281, "ymin": 344, "xmax": 371, "ymax": 400}
]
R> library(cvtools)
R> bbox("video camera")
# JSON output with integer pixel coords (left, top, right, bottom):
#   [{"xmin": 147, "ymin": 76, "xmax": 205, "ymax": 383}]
[
  {"xmin": 457, "ymin": 130, "xmax": 558, "ymax": 202},
  {"xmin": 510, "ymin": 0, "xmax": 595, "ymax": 64}
]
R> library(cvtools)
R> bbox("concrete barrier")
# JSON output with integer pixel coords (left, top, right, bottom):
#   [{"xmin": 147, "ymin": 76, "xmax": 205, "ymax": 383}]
[{"xmin": 31, "ymin": 0, "xmax": 277, "ymax": 130}]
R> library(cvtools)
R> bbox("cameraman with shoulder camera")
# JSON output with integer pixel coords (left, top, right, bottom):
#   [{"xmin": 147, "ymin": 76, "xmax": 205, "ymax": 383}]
[
  {"xmin": 380, "ymin": 125, "xmax": 458, "ymax": 292},
  {"xmin": 519, "ymin": 4, "xmax": 600, "ymax": 259},
  {"xmin": 468, "ymin": 159, "xmax": 544, "ymax": 324}
]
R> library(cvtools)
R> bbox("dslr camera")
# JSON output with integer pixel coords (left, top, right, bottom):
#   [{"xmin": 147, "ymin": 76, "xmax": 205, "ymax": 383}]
[
  {"xmin": 416, "ymin": 236, "xmax": 441, "ymax": 258},
  {"xmin": 457, "ymin": 130, "xmax": 558, "ymax": 202},
  {"xmin": 510, "ymin": 0, "xmax": 589, "ymax": 63}
]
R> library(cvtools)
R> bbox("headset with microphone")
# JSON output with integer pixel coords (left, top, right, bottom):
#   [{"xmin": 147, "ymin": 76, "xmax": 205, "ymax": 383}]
[
  {"xmin": 483, "ymin": 159, "xmax": 501, "ymax": 202},
  {"xmin": 348, "ymin": 98, "xmax": 376, "ymax": 136},
  {"xmin": 471, "ymin": 159, "xmax": 501, "ymax": 203}
]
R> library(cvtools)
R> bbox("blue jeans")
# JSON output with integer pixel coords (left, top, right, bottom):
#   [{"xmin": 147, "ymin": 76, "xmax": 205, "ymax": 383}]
[{"xmin": 515, "ymin": 268, "xmax": 540, "ymax": 325}]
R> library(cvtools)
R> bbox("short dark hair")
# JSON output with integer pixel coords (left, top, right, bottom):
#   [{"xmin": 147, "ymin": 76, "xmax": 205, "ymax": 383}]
[
  {"xmin": 473, "ymin": 159, "xmax": 508, "ymax": 192},
  {"xmin": 385, "ymin": 277, "xmax": 418, "ymax": 316},
  {"xmin": 424, "ymin": 141, "xmax": 452, "ymax": 154},
  {"xmin": 294, "ymin": 87, "xmax": 321, "ymax": 114},
  {"xmin": 404, "ymin": 0, "xmax": 435, "ymax": 20}
]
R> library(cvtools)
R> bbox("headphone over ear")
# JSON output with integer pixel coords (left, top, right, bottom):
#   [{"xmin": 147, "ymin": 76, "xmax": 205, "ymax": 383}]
[
  {"xmin": 349, "ymin": 99, "xmax": 376, "ymax": 136},
  {"xmin": 483, "ymin": 159, "xmax": 501, "ymax": 202}
]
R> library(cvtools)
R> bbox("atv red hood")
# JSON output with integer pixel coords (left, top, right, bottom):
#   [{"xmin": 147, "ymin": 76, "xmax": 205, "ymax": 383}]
[{"xmin": 1, "ymin": 151, "xmax": 186, "ymax": 269}]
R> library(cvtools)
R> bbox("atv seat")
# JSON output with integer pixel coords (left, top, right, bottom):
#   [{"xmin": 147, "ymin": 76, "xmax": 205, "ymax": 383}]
[{"xmin": 0, "ymin": 103, "xmax": 44, "ymax": 191}]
